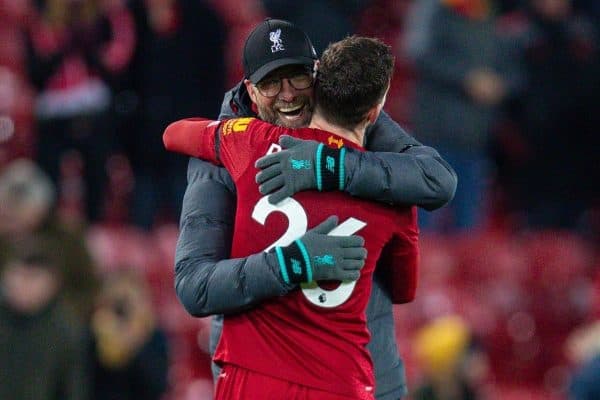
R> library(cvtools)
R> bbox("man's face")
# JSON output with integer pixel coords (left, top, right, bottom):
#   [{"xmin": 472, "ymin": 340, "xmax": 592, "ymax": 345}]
[
  {"xmin": 245, "ymin": 64, "xmax": 315, "ymax": 128},
  {"xmin": 1, "ymin": 262, "xmax": 59, "ymax": 314},
  {"xmin": 0, "ymin": 197, "xmax": 46, "ymax": 235}
]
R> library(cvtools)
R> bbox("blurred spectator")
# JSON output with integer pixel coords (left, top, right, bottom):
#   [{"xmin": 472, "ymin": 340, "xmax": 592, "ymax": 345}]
[
  {"xmin": 261, "ymin": 0, "xmax": 370, "ymax": 55},
  {"xmin": 496, "ymin": 0, "xmax": 600, "ymax": 230},
  {"xmin": 0, "ymin": 66, "xmax": 35, "ymax": 168},
  {"xmin": 89, "ymin": 269, "xmax": 169, "ymax": 400},
  {"xmin": 207, "ymin": 0, "xmax": 264, "ymax": 86},
  {"xmin": 412, "ymin": 315, "xmax": 489, "ymax": 400},
  {"xmin": 124, "ymin": 0, "xmax": 226, "ymax": 230},
  {"xmin": 565, "ymin": 320, "xmax": 600, "ymax": 400},
  {"xmin": 0, "ymin": 236, "xmax": 91, "ymax": 400},
  {"xmin": 24, "ymin": 0, "xmax": 136, "ymax": 223},
  {"xmin": 404, "ymin": 0, "xmax": 520, "ymax": 231},
  {"xmin": 0, "ymin": 158, "xmax": 99, "ymax": 321},
  {"xmin": 0, "ymin": 0, "xmax": 32, "ymax": 72}
]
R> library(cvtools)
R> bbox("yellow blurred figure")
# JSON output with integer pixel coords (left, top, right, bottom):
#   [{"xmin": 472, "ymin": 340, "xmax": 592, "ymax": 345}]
[
  {"xmin": 415, "ymin": 315, "xmax": 470, "ymax": 375},
  {"xmin": 413, "ymin": 315, "xmax": 488, "ymax": 400}
]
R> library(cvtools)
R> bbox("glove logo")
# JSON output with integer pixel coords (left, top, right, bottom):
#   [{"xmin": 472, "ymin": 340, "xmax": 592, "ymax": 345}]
[
  {"xmin": 222, "ymin": 117, "xmax": 255, "ymax": 136},
  {"xmin": 290, "ymin": 159, "xmax": 311, "ymax": 170},
  {"xmin": 314, "ymin": 255, "xmax": 335, "ymax": 266},
  {"xmin": 327, "ymin": 136, "xmax": 344, "ymax": 149},
  {"xmin": 291, "ymin": 258, "xmax": 303, "ymax": 275},
  {"xmin": 325, "ymin": 156, "xmax": 335, "ymax": 173}
]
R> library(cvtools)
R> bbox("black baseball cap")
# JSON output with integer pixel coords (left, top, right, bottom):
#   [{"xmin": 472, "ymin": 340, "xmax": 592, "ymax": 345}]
[{"xmin": 243, "ymin": 18, "xmax": 317, "ymax": 84}]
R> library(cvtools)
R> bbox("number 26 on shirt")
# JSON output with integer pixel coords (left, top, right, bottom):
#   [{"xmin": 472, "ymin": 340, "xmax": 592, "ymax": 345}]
[{"xmin": 252, "ymin": 196, "xmax": 366, "ymax": 308}]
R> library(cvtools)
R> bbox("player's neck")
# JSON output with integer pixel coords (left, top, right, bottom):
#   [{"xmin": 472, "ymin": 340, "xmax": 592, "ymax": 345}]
[{"xmin": 309, "ymin": 113, "xmax": 365, "ymax": 146}]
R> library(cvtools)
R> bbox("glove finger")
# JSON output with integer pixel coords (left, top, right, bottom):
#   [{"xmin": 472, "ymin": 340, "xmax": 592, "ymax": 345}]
[
  {"xmin": 256, "ymin": 163, "xmax": 282, "ymax": 184},
  {"xmin": 342, "ymin": 247, "xmax": 368, "ymax": 260},
  {"xmin": 279, "ymin": 135, "xmax": 303, "ymax": 149},
  {"xmin": 341, "ymin": 270, "xmax": 360, "ymax": 282},
  {"xmin": 255, "ymin": 153, "xmax": 281, "ymax": 169},
  {"xmin": 309, "ymin": 215, "xmax": 339, "ymax": 234},
  {"xmin": 337, "ymin": 235, "xmax": 365, "ymax": 248},
  {"xmin": 259, "ymin": 175, "xmax": 285, "ymax": 195},
  {"xmin": 268, "ymin": 188, "xmax": 292, "ymax": 205},
  {"xmin": 341, "ymin": 259, "xmax": 365, "ymax": 271}
]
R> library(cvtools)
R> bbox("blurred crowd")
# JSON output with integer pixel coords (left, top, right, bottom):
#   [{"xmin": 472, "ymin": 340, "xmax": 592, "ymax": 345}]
[{"xmin": 0, "ymin": 0, "xmax": 598, "ymax": 399}]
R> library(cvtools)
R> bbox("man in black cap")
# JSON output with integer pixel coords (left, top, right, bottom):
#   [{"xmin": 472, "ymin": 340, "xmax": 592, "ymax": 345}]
[
  {"xmin": 173, "ymin": 19, "xmax": 457, "ymax": 400},
  {"xmin": 239, "ymin": 18, "xmax": 317, "ymax": 129}
]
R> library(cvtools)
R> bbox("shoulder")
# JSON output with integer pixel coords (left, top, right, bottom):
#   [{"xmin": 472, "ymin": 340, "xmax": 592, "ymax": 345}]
[
  {"xmin": 220, "ymin": 117, "xmax": 284, "ymax": 145},
  {"xmin": 220, "ymin": 117, "xmax": 259, "ymax": 136},
  {"xmin": 220, "ymin": 81, "xmax": 257, "ymax": 119},
  {"xmin": 366, "ymin": 111, "xmax": 420, "ymax": 150}
]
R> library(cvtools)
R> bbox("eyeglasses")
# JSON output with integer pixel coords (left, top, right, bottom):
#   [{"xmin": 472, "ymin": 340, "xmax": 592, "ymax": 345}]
[{"xmin": 255, "ymin": 72, "xmax": 314, "ymax": 97}]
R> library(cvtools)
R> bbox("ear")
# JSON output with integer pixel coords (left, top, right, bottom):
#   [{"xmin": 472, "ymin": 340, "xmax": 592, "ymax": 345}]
[
  {"xmin": 244, "ymin": 79, "xmax": 259, "ymax": 104},
  {"xmin": 367, "ymin": 84, "xmax": 390, "ymax": 124},
  {"xmin": 366, "ymin": 104, "xmax": 382, "ymax": 124}
]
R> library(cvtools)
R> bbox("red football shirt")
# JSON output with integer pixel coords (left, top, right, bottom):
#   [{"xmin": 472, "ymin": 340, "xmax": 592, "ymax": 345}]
[{"xmin": 164, "ymin": 117, "xmax": 419, "ymax": 398}]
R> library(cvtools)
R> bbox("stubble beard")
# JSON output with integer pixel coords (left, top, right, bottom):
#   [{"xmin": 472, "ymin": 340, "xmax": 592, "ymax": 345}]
[{"xmin": 256, "ymin": 96, "xmax": 314, "ymax": 129}]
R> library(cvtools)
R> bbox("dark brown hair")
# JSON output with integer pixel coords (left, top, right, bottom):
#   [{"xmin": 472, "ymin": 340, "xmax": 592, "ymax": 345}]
[{"xmin": 315, "ymin": 35, "xmax": 395, "ymax": 130}]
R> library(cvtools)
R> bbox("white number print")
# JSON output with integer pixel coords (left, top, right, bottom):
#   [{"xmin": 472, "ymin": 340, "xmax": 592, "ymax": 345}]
[{"xmin": 252, "ymin": 196, "xmax": 366, "ymax": 308}]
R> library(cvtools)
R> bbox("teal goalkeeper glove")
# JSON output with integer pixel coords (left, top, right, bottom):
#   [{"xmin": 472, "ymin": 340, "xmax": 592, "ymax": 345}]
[
  {"xmin": 255, "ymin": 135, "xmax": 348, "ymax": 205},
  {"xmin": 273, "ymin": 216, "xmax": 367, "ymax": 284}
]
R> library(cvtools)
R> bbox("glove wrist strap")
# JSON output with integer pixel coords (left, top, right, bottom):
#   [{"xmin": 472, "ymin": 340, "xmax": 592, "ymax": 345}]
[
  {"xmin": 275, "ymin": 240, "xmax": 313, "ymax": 284},
  {"xmin": 316, "ymin": 144, "xmax": 345, "ymax": 191}
]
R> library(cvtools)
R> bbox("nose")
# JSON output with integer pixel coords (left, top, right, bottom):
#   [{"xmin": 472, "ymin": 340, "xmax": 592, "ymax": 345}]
[{"xmin": 278, "ymin": 79, "xmax": 296, "ymax": 102}]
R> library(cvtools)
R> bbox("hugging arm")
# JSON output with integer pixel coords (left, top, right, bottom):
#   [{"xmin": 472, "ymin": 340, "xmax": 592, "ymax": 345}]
[
  {"xmin": 346, "ymin": 111, "xmax": 457, "ymax": 210},
  {"xmin": 174, "ymin": 158, "xmax": 294, "ymax": 317},
  {"xmin": 170, "ymin": 126, "xmax": 366, "ymax": 316},
  {"xmin": 256, "ymin": 111, "xmax": 456, "ymax": 211},
  {"xmin": 164, "ymin": 112, "xmax": 296, "ymax": 315}
]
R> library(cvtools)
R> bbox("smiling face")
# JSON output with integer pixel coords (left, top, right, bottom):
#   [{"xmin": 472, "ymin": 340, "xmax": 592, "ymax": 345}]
[{"xmin": 245, "ymin": 64, "xmax": 315, "ymax": 128}]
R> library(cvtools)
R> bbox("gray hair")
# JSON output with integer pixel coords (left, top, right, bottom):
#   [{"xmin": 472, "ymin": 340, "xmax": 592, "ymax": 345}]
[{"xmin": 0, "ymin": 158, "xmax": 56, "ymax": 211}]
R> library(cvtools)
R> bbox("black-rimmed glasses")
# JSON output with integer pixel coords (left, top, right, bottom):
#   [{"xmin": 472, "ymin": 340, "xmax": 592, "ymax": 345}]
[{"xmin": 255, "ymin": 72, "xmax": 314, "ymax": 98}]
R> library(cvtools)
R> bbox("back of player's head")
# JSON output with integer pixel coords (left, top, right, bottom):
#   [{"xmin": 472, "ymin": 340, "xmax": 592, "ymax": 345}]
[{"xmin": 315, "ymin": 36, "xmax": 394, "ymax": 130}]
